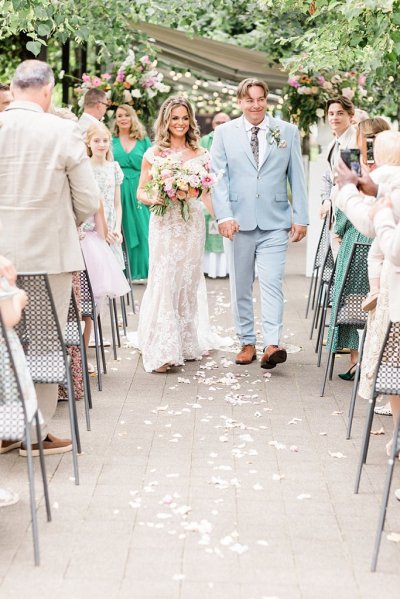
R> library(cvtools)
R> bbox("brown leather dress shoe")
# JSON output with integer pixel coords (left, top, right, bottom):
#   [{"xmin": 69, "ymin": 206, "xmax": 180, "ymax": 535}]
[
  {"xmin": 261, "ymin": 345, "xmax": 287, "ymax": 369},
  {"xmin": 235, "ymin": 344, "xmax": 256, "ymax": 365},
  {"xmin": 19, "ymin": 433, "xmax": 72, "ymax": 457}
]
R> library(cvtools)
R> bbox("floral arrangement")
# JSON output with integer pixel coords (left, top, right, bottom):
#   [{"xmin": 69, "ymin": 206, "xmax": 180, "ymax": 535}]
[
  {"xmin": 144, "ymin": 152, "xmax": 221, "ymax": 221},
  {"xmin": 72, "ymin": 48, "xmax": 170, "ymax": 124},
  {"xmin": 282, "ymin": 71, "xmax": 368, "ymax": 133}
]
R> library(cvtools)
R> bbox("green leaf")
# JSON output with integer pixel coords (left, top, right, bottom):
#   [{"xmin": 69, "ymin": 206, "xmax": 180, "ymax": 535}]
[
  {"xmin": 37, "ymin": 23, "xmax": 51, "ymax": 37},
  {"xmin": 26, "ymin": 40, "xmax": 42, "ymax": 56}
]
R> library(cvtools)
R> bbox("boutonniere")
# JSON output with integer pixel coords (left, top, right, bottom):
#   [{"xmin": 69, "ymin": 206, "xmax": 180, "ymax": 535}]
[{"xmin": 267, "ymin": 126, "xmax": 287, "ymax": 148}]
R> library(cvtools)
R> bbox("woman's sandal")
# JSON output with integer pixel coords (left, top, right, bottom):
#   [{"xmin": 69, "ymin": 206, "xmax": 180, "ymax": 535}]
[
  {"xmin": 152, "ymin": 363, "xmax": 170, "ymax": 373},
  {"xmin": 338, "ymin": 363, "xmax": 357, "ymax": 381}
]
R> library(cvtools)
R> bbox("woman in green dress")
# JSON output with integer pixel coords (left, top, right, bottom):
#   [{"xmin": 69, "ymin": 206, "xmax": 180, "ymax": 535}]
[
  {"xmin": 327, "ymin": 117, "xmax": 390, "ymax": 379},
  {"xmin": 112, "ymin": 105, "xmax": 152, "ymax": 280}
]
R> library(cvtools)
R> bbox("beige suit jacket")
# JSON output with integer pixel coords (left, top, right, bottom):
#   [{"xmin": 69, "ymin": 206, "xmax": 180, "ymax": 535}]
[{"xmin": 0, "ymin": 101, "xmax": 100, "ymax": 274}]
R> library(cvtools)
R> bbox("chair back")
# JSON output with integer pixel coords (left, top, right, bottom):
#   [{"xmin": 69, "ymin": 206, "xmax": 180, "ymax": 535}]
[
  {"xmin": 314, "ymin": 215, "xmax": 330, "ymax": 271},
  {"xmin": 79, "ymin": 270, "xmax": 95, "ymax": 318},
  {"xmin": 335, "ymin": 242, "xmax": 371, "ymax": 327},
  {"xmin": 15, "ymin": 273, "xmax": 67, "ymax": 384},
  {"xmin": 64, "ymin": 290, "xmax": 81, "ymax": 347},
  {"xmin": 321, "ymin": 245, "xmax": 335, "ymax": 285},
  {"xmin": 374, "ymin": 321, "xmax": 400, "ymax": 396},
  {"xmin": 0, "ymin": 312, "xmax": 26, "ymax": 440}
]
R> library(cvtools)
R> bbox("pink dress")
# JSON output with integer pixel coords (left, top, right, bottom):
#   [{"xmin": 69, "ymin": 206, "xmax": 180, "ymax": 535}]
[{"xmin": 80, "ymin": 216, "xmax": 130, "ymax": 310}]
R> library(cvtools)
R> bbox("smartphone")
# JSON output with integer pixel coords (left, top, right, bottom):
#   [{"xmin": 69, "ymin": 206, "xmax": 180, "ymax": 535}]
[
  {"xmin": 366, "ymin": 137, "xmax": 375, "ymax": 164},
  {"xmin": 340, "ymin": 148, "xmax": 361, "ymax": 177}
]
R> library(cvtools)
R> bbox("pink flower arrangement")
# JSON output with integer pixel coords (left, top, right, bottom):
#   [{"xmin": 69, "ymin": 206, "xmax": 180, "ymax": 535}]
[{"xmin": 144, "ymin": 153, "xmax": 222, "ymax": 221}]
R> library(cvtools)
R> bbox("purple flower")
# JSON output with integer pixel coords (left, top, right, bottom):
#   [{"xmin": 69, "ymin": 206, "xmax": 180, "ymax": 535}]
[{"xmin": 116, "ymin": 70, "xmax": 125, "ymax": 83}]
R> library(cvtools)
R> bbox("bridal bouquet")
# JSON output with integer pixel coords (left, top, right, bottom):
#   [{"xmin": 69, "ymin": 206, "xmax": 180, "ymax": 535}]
[{"xmin": 145, "ymin": 153, "xmax": 221, "ymax": 222}]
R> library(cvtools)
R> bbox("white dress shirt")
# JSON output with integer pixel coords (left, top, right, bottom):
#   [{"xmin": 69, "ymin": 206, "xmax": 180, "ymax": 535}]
[{"xmin": 243, "ymin": 115, "xmax": 269, "ymax": 167}]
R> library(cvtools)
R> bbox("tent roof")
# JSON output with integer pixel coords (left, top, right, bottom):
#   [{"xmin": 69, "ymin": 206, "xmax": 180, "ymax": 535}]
[{"xmin": 136, "ymin": 23, "xmax": 287, "ymax": 90}]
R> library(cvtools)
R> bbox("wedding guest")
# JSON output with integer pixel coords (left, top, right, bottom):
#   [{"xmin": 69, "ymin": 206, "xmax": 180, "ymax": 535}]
[
  {"xmin": 326, "ymin": 117, "xmax": 390, "ymax": 381},
  {"xmin": 211, "ymin": 78, "xmax": 308, "ymax": 369},
  {"xmin": 49, "ymin": 104, "xmax": 86, "ymax": 402},
  {"xmin": 335, "ymin": 130, "xmax": 400, "ymax": 417},
  {"xmin": 0, "ymin": 59, "xmax": 100, "ymax": 456},
  {"xmin": 136, "ymin": 96, "xmax": 212, "ymax": 372},
  {"xmin": 0, "ymin": 255, "xmax": 37, "ymax": 448},
  {"xmin": 87, "ymin": 122, "xmax": 125, "ymax": 269},
  {"xmin": 112, "ymin": 105, "xmax": 151, "ymax": 281},
  {"xmin": 201, "ymin": 112, "xmax": 231, "ymax": 279},
  {"xmin": 78, "ymin": 87, "xmax": 108, "ymax": 136},
  {"xmin": 0, "ymin": 83, "xmax": 12, "ymax": 112},
  {"xmin": 200, "ymin": 112, "xmax": 230, "ymax": 150},
  {"xmin": 320, "ymin": 96, "xmax": 357, "ymax": 257}
]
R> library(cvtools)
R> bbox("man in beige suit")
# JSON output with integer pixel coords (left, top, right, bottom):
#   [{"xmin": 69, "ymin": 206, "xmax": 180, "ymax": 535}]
[{"xmin": 0, "ymin": 60, "xmax": 100, "ymax": 456}]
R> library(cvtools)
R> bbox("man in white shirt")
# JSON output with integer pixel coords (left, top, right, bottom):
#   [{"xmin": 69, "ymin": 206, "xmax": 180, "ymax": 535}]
[{"xmin": 78, "ymin": 87, "xmax": 108, "ymax": 136}]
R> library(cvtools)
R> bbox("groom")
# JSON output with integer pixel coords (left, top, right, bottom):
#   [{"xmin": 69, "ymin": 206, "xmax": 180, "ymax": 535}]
[{"xmin": 211, "ymin": 78, "xmax": 308, "ymax": 369}]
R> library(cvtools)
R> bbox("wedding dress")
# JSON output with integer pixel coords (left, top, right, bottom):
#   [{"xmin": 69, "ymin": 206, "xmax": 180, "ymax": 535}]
[{"xmin": 136, "ymin": 148, "xmax": 232, "ymax": 372}]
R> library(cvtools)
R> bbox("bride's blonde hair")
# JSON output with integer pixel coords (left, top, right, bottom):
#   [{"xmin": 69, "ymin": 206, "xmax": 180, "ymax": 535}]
[{"xmin": 154, "ymin": 96, "xmax": 200, "ymax": 151}]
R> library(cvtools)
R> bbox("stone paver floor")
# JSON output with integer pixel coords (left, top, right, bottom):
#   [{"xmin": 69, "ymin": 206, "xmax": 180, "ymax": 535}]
[{"xmin": 1, "ymin": 241, "xmax": 400, "ymax": 599}]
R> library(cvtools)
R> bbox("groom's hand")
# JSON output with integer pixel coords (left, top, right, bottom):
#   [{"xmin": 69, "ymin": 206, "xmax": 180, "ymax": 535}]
[
  {"xmin": 290, "ymin": 224, "xmax": 307, "ymax": 242},
  {"xmin": 218, "ymin": 219, "xmax": 240, "ymax": 240}
]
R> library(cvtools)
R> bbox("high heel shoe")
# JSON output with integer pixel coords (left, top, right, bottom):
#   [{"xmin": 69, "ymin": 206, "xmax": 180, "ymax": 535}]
[{"xmin": 338, "ymin": 363, "xmax": 357, "ymax": 381}]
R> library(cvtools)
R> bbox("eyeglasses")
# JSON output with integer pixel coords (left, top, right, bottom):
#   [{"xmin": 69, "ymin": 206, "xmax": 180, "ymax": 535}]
[{"xmin": 99, "ymin": 102, "xmax": 109, "ymax": 107}]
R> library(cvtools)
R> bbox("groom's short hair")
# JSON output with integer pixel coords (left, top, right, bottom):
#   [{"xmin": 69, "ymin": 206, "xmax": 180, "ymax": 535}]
[
  {"xmin": 237, "ymin": 78, "xmax": 269, "ymax": 100},
  {"xmin": 326, "ymin": 96, "xmax": 355, "ymax": 117}
]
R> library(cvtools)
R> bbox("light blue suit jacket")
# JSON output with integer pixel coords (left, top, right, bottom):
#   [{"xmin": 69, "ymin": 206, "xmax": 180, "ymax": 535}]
[{"xmin": 210, "ymin": 115, "xmax": 309, "ymax": 230}]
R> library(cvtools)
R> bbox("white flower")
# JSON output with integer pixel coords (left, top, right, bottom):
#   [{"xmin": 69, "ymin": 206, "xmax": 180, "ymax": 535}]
[
  {"xmin": 131, "ymin": 89, "xmax": 142, "ymax": 98},
  {"xmin": 316, "ymin": 108, "xmax": 325, "ymax": 118},
  {"xmin": 58, "ymin": 70, "xmax": 65, "ymax": 80},
  {"xmin": 146, "ymin": 88, "xmax": 157, "ymax": 99}
]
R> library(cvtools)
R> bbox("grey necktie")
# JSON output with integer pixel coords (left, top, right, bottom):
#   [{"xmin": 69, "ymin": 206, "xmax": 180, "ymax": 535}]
[{"xmin": 250, "ymin": 126, "xmax": 259, "ymax": 167}]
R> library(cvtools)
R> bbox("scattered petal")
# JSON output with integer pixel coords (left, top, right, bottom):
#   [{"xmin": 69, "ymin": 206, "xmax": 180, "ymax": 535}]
[
  {"xmin": 328, "ymin": 451, "xmax": 347, "ymax": 459},
  {"xmin": 371, "ymin": 427, "xmax": 385, "ymax": 435},
  {"xmin": 297, "ymin": 493, "xmax": 312, "ymax": 500},
  {"xmin": 387, "ymin": 532, "xmax": 400, "ymax": 543}
]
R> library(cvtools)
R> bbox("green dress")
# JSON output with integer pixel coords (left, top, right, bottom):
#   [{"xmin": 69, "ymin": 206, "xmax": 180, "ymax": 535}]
[
  {"xmin": 112, "ymin": 136, "xmax": 152, "ymax": 280},
  {"xmin": 200, "ymin": 132, "xmax": 224, "ymax": 254},
  {"xmin": 326, "ymin": 208, "xmax": 372, "ymax": 353}
]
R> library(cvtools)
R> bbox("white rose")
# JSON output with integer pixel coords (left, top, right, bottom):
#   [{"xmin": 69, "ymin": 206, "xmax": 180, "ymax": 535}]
[{"xmin": 131, "ymin": 89, "xmax": 142, "ymax": 98}]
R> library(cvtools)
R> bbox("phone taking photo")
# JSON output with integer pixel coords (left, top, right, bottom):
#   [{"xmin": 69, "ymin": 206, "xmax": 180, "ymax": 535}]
[
  {"xmin": 340, "ymin": 148, "xmax": 361, "ymax": 177},
  {"xmin": 366, "ymin": 137, "xmax": 375, "ymax": 164}
]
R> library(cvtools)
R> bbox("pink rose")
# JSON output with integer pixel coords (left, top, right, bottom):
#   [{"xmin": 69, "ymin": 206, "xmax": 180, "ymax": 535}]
[
  {"xmin": 201, "ymin": 174, "xmax": 213, "ymax": 187},
  {"xmin": 82, "ymin": 74, "xmax": 91, "ymax": 83},
  {"xmin": 101, "ymin": 73, "xmax": 111, "ymax": 80},
  {"xmin": 176, "ymin": 190, "xmax": 187, "ymax": 200},
  {"xmin": 163, "ymin": 178, "xmax": 174, "ymax": 191},
  {"xmin": 358, "ymin": 75, "xmax": 366, "ymax": 86},
  {"xmin": 288, "ymin": 77, "xmax": 300, "ymax": 88},
  {"xmin": 92, "ymin": 76, "xmax": 102, "ymax": 87},
  {"xmin": 116, "ymin": 70, "xmax": 125, "ymax": 82},
  {"xmin": 161, "ymin": 169, "xmax": 173, "ymax": 179},
  {"xmin": 140, "ymin": 55, "xmax": 151, "ymax": 65},
  {"xmin": 166, "ymin": 189, "xmax": 176, "ymax": 200},
  {"xmin": 341, "ymin": 87, "xmax": 355, "ymax": 100}
]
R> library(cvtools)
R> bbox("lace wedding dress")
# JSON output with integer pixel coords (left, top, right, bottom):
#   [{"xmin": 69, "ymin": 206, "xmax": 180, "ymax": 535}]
[{"xmin": 138, "ymin": 148, "xmax": 220, "ymax": 372}]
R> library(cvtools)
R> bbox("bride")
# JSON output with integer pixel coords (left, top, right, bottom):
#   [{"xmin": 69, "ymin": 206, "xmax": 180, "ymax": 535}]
[{"xmin": 136, "ymin": 96, "xmax": 231, "ymax": 373}]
